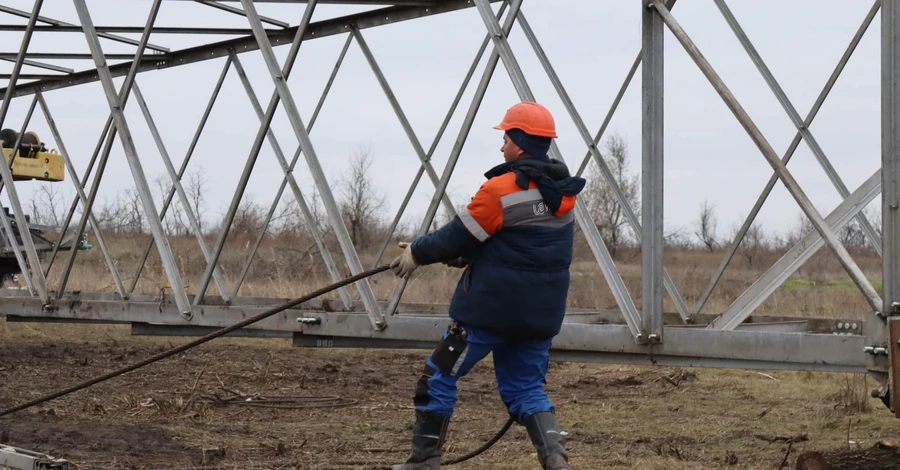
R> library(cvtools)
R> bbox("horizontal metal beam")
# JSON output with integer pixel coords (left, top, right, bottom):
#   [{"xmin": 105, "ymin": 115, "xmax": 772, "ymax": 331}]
[
  {"xmin": 165, "ymin": 0, "xmax": 436, "ymax": 3},
  {"xmin": 0, "ymin": 25, "xmax": 281, "ymax": 34},
  {"xmin": 0, "ymin": 4, "xmax": 170, "ymax": 53},
  {"xmin": 0, "ymin": 56, "xmax": 72, "ymax": 73},
  {"xmin": 0, "ymin": 53, "xmax": 166, "ymax": 60},
  {"xmin": 0, "ymin": 0, "xmax": 501, "ymax": 98},
  {"xmin": 0, "ymin": 288, "xmax": 865, "ymax": 333},
  {"xmin": 0, "ymin": 74, "xmax": 65, "ymax": 79},
  {"xmin": 0, "ymin": 296, "xmax": 867, "ymax": 372},
  {"xmin": 193, "ymin": 0, "xmax": 291, "ymax": 28}
]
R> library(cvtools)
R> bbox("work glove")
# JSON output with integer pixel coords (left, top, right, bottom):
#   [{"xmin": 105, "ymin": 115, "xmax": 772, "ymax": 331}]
[
  {"xmin": 443, "ymin": 257, "xmax": 469, "ymax": 269},
  {"xmin": 390, "ymin": 241, "xmax": 419, "ymax": 278}
]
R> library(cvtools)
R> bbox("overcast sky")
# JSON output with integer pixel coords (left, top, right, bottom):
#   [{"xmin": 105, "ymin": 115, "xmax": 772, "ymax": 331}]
[{"xmin": 0, "ymin": 0, "xmax": 885, "ymax": 244}]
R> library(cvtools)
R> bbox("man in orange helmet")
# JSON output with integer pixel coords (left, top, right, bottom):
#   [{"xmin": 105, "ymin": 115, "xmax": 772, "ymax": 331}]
[{"xmin": 390, "ymin": 102, "xmax": 584, "ymax": 470}]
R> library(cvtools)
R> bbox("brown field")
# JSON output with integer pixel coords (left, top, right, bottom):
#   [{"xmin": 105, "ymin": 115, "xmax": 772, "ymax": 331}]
[{"xmin": 1, "ymin": 232, "xmax": 897, "ymax": 469}]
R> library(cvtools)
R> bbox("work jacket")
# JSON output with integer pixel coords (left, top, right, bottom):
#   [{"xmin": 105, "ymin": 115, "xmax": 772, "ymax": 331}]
[{"xmin": 410, "ymin": 154, "xmax": 586, "ymax": 340}]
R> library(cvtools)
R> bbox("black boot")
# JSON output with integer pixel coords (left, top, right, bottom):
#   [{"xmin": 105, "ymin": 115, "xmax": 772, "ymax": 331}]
[
  {"xmin": 523, "ymin": 411, "xmax": 571, "ymax": 470},
  {"xmin": 392, "ymin": 410, "xmax": 451, "ymax": 470}
]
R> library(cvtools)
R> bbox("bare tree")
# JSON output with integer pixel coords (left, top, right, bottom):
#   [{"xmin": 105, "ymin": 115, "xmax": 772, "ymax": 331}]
[
  {"xmin": 583, "ymin": 132, "xmax": 640, "ymax": 259},
  {"xmin": 338, "ymin": 144, "xmax": 386, "ymax": 249},
  {"xmin": 738, "ymin": 221, "xmax": 767, "ymax": 268},
  {"xmin": 29, "ymin": 183, "xmax": 69, "ymax": 228},
  {"xmin": 185, "ymin": 167, "xmax": 208, "ymax": 236},
  {"xmin": 694, "ymin": 200, "xmax": 719, "ymax": 252}
]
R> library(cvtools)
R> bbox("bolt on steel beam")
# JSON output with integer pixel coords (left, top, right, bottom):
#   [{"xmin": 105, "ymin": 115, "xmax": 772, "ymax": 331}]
[
  {"xmin": 515, "ymin": 3, "xmax": 689, "ymax": 326},
  {"xmin": 130, "ymin": 81, "xmax": 231, "ymax": 301},
  {"xmin": 350, "ymin": 25, "xmax": 457, "ymax": 217},
  {"xmin": 71, "ymin": 0, "xmax": 193, "ymax": 318},
  {"xmin": 710, "ymin": 168, "xmax": 882, "ymax": 331},
  {"xmin": 651, "ymin": 0, "xmax": 883, "ymax": 316},
  {"xmin": 0, "ymin": 4, "xmax": 170, "ymax": 53},
  {"xmin": 692, "ymin": 0, "xmax": 881, "ymax": 316},
  {"xmin": 35, "ymin": 91, "xmax": 128, "ymax": 299},
  {"xmin": 641, "ymin": 0, "xmax": 664, "ymax": 340},
  {"xmin": 235, "ymin": 0, "xmax": 386, "ymax": 329},
  {"xmin": 384, "ymin": 0, "xmax": 523, "ymax": 320},
  {"xmin": 128, "ymin": 56, "xmax": 232, "ymax": 294},
  {"xmin": 227, "ymin": 46, "xmax": 354, "ymax": 309},
  {"xmin": 0, "ymin": 0, "xmax": 50, "ymax": 304},
  {"xmin": 714, "ymin": 0, "xmax": 882, "ymax": 255},
  {"xmin": 471, "ymin": 0, "xmax": 644, "ymax": 340}
]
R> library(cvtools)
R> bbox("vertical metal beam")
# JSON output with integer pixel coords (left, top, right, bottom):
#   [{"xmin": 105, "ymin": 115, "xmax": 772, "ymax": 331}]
[
  {"xmin": 130, "ymin": 81, "xmax": 230, "ymax": 301},
  {"xmin": 652, "ymin": 0, "xmax": 883, "ymax": 315},
  {"xmin": 514, "ymin": 8, "xmax": 689, "ymax": 325},
  {"xmin": 880, "ymin": 0, "xmax": 900, "ymax": 380},
  {"xmin": 35, "ymin": 91, "xmax": 128, "ymax": 299},
  {"xmin": 369, "ymin": 0, "xmax": 507, "ymax": 269},
  {"xmin": 471, "ymin": 0, "xmax": 644, "ymax": 340},
  {"xmin": 350, "ymin": 25, "xmax": 457, "ymax": 216},
  {"xmin": 692, "ymin": 0, "xmax": 880, "ymax": 315},
  {"xmin": 191, "ymin": 1, "xmax": 314, "ymax": 306},
  {"xmin": 129, "ymin": 56, "xmax": 232, "ymax": 294},
  {"xmin": 236, "ymin": 0, "xmax": 386, "ymax": 329},
  {"xmin": 713, "ymin": 0, "xmax": 882, "ymax": 255},
  {"xmin": 227, "ymin": 47, "xmax": 353, "ymax": 309},
  {"xmin": 71, "ymin": 0, "xmax": 192, "ymax": 317},
  {"xmin": 641, "ymin": 0, "xmax": 664, "ymax": 340},
  {"xmin": 0, "ymin": 0, "xmax": 49, "ymax": 303}
]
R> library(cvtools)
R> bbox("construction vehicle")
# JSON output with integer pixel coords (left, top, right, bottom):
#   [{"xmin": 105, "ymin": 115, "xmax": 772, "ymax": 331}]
[{"xmin": 0, "ymin": 129, "xmax": 89, "ymax": 287}]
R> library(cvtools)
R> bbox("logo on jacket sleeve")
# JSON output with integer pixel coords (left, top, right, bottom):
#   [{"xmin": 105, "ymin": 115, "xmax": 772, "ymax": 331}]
[{"xmin": 532, "ymin": 202, "xmax": 548, "ymax": 216}]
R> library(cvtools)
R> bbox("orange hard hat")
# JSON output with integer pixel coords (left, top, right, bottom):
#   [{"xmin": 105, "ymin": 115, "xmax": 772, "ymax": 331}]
[{"xmin": 493, "ymin": 101, "xmax": 557, "ymax": 138}]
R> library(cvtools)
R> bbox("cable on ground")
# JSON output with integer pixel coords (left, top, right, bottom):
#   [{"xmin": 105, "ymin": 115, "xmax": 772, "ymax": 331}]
[{"xmin": 0, "ymin": 263, "xmax": 514, "ymax": 465}]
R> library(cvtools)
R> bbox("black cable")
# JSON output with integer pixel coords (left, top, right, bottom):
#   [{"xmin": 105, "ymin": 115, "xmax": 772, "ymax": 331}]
[
  {"xmin": 0, "ymin": 265, "xmax": 391, "ymax": 418},
  {"xmin": 443, "ymin": 416, "xmax": 515, "ymax": 465},
  {"xmin": 0, "ymin": 263, "xmax": 514, "ymax": 465}
]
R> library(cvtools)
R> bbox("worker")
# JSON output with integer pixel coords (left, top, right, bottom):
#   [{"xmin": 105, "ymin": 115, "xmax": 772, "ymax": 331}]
[{"xmin": 390, "ymin": 101, "xmax": 585, "ymax": 470}]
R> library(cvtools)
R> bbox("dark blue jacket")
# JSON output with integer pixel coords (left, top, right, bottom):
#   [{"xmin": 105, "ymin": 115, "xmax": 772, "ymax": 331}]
[{"xmin": 410, "ymin": 155, "xmax": 585, "ymax": 340}]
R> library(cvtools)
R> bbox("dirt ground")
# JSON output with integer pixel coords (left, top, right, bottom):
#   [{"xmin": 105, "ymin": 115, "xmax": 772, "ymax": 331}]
[{"xmin": 1, "ymin": 320, "xmax": 899, "ymax": 470}]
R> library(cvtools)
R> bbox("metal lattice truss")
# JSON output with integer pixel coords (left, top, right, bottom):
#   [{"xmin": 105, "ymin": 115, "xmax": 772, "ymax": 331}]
[{"xmin": 1, "ymin": 0, "xmax": 899, "ymax": 399}]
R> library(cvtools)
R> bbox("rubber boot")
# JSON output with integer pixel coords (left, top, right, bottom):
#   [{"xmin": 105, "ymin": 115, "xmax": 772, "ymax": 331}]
[
  {"xmin": 392, "ymin": 410, "xmax": 451, "ymax": 470},
  {"xmin": 523, "ymin": 411, "xmax": 571, "ymax": 470}
]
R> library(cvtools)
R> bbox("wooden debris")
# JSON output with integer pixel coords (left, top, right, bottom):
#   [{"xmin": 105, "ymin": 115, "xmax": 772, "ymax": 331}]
[{"xmin": 795, "ymin": 441, "xmax": 900, "ymax": 469}]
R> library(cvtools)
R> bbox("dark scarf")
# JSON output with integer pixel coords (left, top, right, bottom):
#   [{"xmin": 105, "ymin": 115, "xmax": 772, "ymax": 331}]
[{"xmin": 484, "ymin": 155, "xmax": 586, "ymax": 213}]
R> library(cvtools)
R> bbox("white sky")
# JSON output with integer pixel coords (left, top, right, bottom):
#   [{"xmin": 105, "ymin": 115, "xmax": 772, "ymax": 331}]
[{"xmin": 0, "ymin": 0, "xmax": 885, "ymax": 243}]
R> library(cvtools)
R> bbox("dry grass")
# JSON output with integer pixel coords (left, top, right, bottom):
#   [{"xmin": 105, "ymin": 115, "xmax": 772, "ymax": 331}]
[{"xmin": 30, "ymin": 231, "xmax": 882, "ymax": 321}]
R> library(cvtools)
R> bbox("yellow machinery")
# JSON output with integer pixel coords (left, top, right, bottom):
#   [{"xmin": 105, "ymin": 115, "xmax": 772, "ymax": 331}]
[{"xmin": 0, "ymin": 128, "xmax": 65, "ymax": 182}]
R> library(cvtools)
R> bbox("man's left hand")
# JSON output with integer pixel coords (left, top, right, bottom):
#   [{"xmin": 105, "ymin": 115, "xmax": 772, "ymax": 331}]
[{"xmin": 390, "ymin": 241, "xmax": 419, "ymax": 278}]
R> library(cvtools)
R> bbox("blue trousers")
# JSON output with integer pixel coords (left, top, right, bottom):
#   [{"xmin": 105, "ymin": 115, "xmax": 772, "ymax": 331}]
[{"xmin": 414, "ymin": 322, "xmax": 554, "ymax": 421}]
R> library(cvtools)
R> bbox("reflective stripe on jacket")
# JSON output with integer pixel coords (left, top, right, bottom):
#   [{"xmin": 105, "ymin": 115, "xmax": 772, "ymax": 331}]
[{"xmin": 411, "ymin": 155, "xmax": 585, "ymax": 340}]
